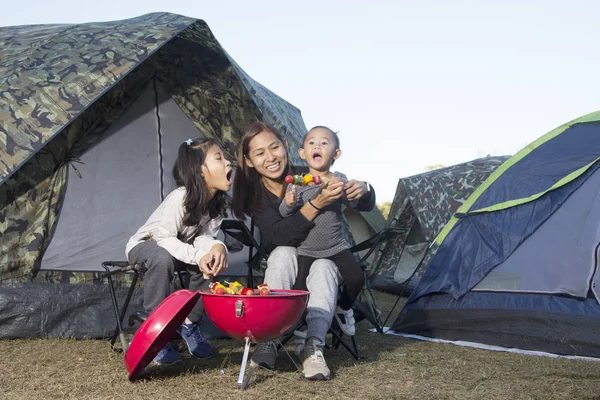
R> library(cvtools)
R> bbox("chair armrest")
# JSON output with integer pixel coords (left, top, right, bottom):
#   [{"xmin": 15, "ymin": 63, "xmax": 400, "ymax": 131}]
[
  {"xmin": 220, "ymin": 219, "xmax": 271, "ymax": 260},
  {"xmin": 358, "ymin": 261, "xmax": 369, "ymax": 271},
  {"xmin": 101, "ymin": 261, "xmax": 146, "ymax": 276},
  {"xmin": 349, "ymin": 227, "xmax": 405, "ymax": 261}
]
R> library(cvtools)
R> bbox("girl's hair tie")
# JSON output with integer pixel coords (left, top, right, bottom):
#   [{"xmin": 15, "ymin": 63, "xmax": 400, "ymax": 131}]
[{"xmin": 185, "ymin": 138, "xmax": 193, "ymax": 146}]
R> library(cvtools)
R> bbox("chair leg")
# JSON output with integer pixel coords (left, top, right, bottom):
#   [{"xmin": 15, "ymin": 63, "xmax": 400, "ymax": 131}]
[
  {"xmin": 247, "ymin": 264, "xmax": 254, "ymax": 289},
  {"xmin": 276, "ymin": 318, "xmax": 306, "ymax": 351},
  {"xmin": 329, "ymin": 328, "xmax": 360, "ymax": 360},
  {"xmin": 108, "ymin": 271, "xmax": 138, "ymax": 351},
  {"xmin": 106, "ymin": 274, "xmax": 124, "ymax": 350},
  {"xmin": 120, "ymin": 271, "xmax": 138, "ymax": 323},
  {"xmin": 102, "ymin": 263, "xmax": 129, "ymax": 350},
  {"xmin": 363, "ymin": 279, "xmax": 384, "ymax": 332},
  {"xmin": 128, "ymin": 311, "xmax": 149, "ymax": 327},
  {"xmin": 382, "ymin": 294, "xmax": 404, "ymax": 329},
  {"xmin": 279, "ymin": 317, "xmax": 361, "ymax": 360},
  {"xmin": 350, "ymin": 335, "xmax": 360, "ymax": 358},
  {"xmin": 177, "ymin": 271, "xmax": 185, "ymax": 289},
  {"xmin": 380, "ymin": 252, "xmax": 426, "ymax": 329},
  {"xmin": 355, "ymin": 301, "xmax": 383, "ymax": 333}
]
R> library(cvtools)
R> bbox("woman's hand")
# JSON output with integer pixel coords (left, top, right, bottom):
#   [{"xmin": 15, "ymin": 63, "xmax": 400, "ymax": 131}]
[
  {"xmin": 198, "ymin": 244, "xmax": 228, "ymax": 279},
  {"xmin": 312, "ymin": 176, "xmax": 344, "ymax": 208},
  {"xmin": 345, "ymin": 180, "xmax": 367, "ymax": 201}
]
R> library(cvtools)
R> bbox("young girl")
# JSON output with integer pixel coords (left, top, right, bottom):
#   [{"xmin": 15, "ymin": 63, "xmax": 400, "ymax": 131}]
[
  {"xmin": 280, "ymin": 126, "xmax": 373, "ymax": 336},
  {"xmin": 126, "ymin": 137, "xmax": 232, "ymax": 365}
]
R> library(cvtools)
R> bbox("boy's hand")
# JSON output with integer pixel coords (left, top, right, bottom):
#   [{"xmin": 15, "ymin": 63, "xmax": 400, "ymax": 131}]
[
  {"xmin": 199, "ymin": 244, "xmax": 228, "ymax": 279},
  {"xmin": 313, "ymin": 176, "xmax": 344, "ymax": 208},
  {"xmin": 345, "ymin": 179, "xmax": 367, "ymax": 201},
  {"xmin": 285, "ymin": 185, "xmax": 297, "ymax": 206}
]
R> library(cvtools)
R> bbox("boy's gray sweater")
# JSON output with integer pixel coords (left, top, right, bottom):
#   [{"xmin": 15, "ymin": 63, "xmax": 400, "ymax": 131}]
[{"xmin": 279, "ymin": 171, "xmax": 366, "ymax": 258}]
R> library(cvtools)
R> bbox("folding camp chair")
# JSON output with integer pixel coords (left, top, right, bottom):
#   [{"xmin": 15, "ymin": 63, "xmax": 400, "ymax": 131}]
[
  {"xmin": 220, "ymin": 219, "xmax": 270, "ymax": 288},
  {"xmin": 101, "ymin": 220, "xmax": 268, "ymax": 352},
  {"xmin": 348, "ymin": 227, "xmax": 405, "ymax": 334},
  {"xmin": 100, "ymin": 261, "xmax": 145, "ymax": 352},
  {"xmin": 378, "ymin": 240, "xmax": 436, "ymax": 329},
  {"xmin": 219, "ymin": 218, "xmax": 358, "ymax": 356},
  {"xmin": 36, "ymin": 263, "xmax": 146, "ymax": 351},
  {"xmin": 220, "ymin": 216, "xmax": 404, "ymax": 358},
  {"xmin": 314, "ymin": 227, "xmax": 406, "ymax": 358},
  {"xmin": 101, "ymin": 260, "xmax": 188, "ymax": 352}
]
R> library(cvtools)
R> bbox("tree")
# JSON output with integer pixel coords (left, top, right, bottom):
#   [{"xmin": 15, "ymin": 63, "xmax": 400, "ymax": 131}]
[
  {"xmin": 424, "ymin": 164, "xmax": 446, "ymax": 171},
  {"xmin": 377, "ymin": 201, "xmax": 392, "ymax": 219}
]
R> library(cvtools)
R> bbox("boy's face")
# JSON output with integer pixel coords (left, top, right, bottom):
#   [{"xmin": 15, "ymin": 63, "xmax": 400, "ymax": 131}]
[{"xmin": 299, "ymin": 128, "xmax": 341, "ymax": 172}]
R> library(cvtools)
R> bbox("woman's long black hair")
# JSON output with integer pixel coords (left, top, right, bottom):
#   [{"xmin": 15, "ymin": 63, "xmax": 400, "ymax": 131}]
[{"xmin": 173, "ymin": 138, "xmax": 230, "ymax": 226}]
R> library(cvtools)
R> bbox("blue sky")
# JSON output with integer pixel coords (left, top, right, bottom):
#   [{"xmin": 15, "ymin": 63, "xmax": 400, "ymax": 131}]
[{"xmin": 3, "ymin": 1, "xmax": 600, "ymax": 202}]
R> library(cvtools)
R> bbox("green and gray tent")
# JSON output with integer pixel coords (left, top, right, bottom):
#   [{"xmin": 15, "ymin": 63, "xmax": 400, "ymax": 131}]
[
  {"xmin": 0, "ymin": 13, "xmax": 307, "ymax": 338},
  {"xmin": 370, "ymin": 156, "xmax": 509, "ymax": 295},
  {"xmin": 392, "ymin": 112, "xmax": 600, "ymax": 358}
]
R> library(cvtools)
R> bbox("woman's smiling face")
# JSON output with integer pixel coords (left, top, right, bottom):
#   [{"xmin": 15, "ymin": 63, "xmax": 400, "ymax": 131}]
[{"xmin": 244, "ymin": 130, "xmax": 288, "ymax": 180}]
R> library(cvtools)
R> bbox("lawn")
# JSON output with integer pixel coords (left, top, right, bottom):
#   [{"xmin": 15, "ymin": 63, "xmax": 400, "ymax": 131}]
[{"xmin": 1, "ymin": 293, "xmax": 599, "ymax": 400}]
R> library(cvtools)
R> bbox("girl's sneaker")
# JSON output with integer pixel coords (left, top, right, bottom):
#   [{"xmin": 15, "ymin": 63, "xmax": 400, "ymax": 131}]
[
  {"xmin": 334, "ymin": 306, "xmax": 356, "ymax": 336},
  {"xmin": 152, "ymin": 343, "xmax": 181, "ymax": 365},
  {"xmin": 250, "ymin": 340, "xmax": 278, "ymax": 369},
  {"xmin": 178, "ymin": 322, "xmax": 212, "ymax": 359}
]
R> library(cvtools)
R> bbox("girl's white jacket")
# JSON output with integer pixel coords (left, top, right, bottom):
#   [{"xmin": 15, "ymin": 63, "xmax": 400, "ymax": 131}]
[{"xmin": 126, "ymin": 187, "xmax": 225, "ymax": 265}]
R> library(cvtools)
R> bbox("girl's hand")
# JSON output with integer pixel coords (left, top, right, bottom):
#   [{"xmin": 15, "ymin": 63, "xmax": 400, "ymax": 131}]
[
  {"xmin": 285, "ymin": 186, "xmax": 297, "ymax": 206},
  {"xmin": 313, "ymin": 176, "xmax": 344, "ymax": 208},
  {"xmin": 345, "ymin": 180, "xmax": 367, "ymax": 201},
  {"xmin": 199, "ymin": 244, "xmax": 228, "ymax": 279}
]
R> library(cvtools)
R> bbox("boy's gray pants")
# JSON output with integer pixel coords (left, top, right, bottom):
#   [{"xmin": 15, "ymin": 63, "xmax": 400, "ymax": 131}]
[
  {"xmin": 264, "ymin": 246, "xmax": 340, "ymax": 343},
  {"xmin": 128, "ymin": 241, "xmax": 209, "ymax": 323}
]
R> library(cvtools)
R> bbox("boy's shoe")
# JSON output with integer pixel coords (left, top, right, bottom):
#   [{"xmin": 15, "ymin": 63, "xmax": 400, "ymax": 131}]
[
  {"xmin": 301, "ymin": 338, "xmax": 331, "ymax": 380},
  {"xmin": 250, "ymin": 340, "xmax": 278, "ymax": 369},
  {"xmin": 334, "ymin": 306, "xmax": 356, "ymax": 336},
  {"xmin": 178, "ymin": 322, "xmax": 212, "ymax": 359},
  {"xmin": 152, "ymin": 343, "xmax": 181, "ymax": 365}
]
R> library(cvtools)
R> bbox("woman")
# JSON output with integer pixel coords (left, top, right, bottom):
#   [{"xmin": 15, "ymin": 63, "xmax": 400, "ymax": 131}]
[{"xmin": 232, "ymin": 122, "xmax": 375, "ymax": 380}]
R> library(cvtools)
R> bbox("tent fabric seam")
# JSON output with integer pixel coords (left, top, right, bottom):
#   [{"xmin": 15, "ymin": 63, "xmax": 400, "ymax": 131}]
[{"xmin": 462, "ymin": 157, "xmax": 600, "ymax": 215}]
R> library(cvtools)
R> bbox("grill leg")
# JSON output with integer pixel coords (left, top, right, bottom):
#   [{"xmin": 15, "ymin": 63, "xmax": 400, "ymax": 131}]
[{"xmin": 238, "ymin": 337, "xmax": 253, "ymax": 389}]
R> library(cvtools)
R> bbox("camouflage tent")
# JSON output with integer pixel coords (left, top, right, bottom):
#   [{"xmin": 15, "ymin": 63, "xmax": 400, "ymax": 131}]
[
  {"xmin": 370, "ymin": 156, "xmax": 510, "ymax": 296},
  {"xmin": 0, "ymin": 13, "xmax": 307, "ymax": 338}
]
